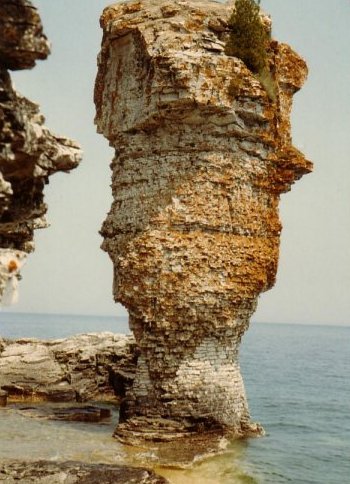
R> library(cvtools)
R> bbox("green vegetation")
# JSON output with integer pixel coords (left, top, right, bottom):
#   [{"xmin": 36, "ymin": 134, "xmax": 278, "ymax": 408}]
[
  {"xmin": 225, "ymin": 0, "xmax": 276, "ymax": 101},
  {"xmin": 225, "ymin": 0, "xmax": 268, "ymax": 74}
]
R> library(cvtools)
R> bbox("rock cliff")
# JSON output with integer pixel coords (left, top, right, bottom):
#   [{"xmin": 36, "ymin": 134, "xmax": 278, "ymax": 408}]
[
  {"xmin": 94, "ymin": 0, "xmax": 312, "ymax": 443},
  {"xmin": 0, "ymin": 0, "xmax": 81, "ymax": 305}
]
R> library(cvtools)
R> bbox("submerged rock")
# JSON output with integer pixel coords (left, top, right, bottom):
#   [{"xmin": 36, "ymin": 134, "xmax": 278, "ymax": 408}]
[
  {"xmin": 95, "ymin": 0, "xmax": 312, "ymax": 444},
  {"xmin": 0, "ymin": 461, "xmax": 169, "ymax": 483},
  {"xmin": 0, "ymin": 0, "xmax": 82, "ymax": 305}
]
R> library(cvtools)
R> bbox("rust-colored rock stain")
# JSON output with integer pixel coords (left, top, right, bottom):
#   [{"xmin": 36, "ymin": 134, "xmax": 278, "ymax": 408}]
[{"xmin": 94, "ymin": 0, "xmax": 312, "ymax": 445}]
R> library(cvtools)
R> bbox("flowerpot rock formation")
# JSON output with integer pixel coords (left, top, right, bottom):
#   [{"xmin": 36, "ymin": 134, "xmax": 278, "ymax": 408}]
[
  {"xmin": 0, "ymin": 0, "xmax": 81, "ymax": 305},
  {"xmin": 94, "ymin": 0, "xmax": 312, "ymax": 443}
]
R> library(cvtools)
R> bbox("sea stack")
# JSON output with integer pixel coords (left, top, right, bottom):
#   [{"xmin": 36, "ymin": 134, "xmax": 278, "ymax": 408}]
[
  {"xmin": 0, "ymin": 0, "xmax": 81, "ymax": 305},
  {"xmin": 94, "ymin": 0, "xmax": 312, "ymax": 444}
]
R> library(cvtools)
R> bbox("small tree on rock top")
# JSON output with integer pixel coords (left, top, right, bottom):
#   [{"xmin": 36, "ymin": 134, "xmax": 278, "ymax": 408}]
[{"xmin": 225, "ymin": 0, "xmax": 269, "ymax": 75}]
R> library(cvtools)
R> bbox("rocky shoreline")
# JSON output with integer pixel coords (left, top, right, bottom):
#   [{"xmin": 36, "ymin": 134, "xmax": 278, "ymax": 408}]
[
  {"xmin": 0, "ymin": 461, "xmax": 168, "ymax": 484},
  {"xmin": 0, "ymin": 332, "xmax": 243, "ymax": 470},
  {"xmin": 0, "ymin": 332, "xmax": 172, "ymax": 482},
  {"xmin": 0, "ymin": 333, "xmax": 137, "ymax": 403},
  {"xmin": 0, "ymin": 0, "xmax": 312, "ymax": 477}
]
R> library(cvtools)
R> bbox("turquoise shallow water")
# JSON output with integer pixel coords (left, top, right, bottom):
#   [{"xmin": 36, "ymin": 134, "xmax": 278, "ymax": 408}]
[{"xmin": 0, "ymin": 312, "xmax": 349, "ymax": 483}]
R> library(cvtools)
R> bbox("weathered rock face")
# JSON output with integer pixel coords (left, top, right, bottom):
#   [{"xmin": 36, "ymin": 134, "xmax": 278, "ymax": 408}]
[
  {"xmin": 0, "ymin": 0, "xmax": 50, "ymax": 70},
  {"xmin": 0, "ymin": 461, "xmax": 169, "ymax": 484},
  {"xmin": 0, "ymin": 333, "xmax": 136, "ymax": 402},
  {"xmin": 15, "ymin": 404, "xmax": 113, "ymax": 422},
  {"xmin": 95, "ymin": 0, "xmax": 312, "ymax": 442},
  {"xmin": 0, "ymin": 0, "xmax": 82, "ymax": 305}
]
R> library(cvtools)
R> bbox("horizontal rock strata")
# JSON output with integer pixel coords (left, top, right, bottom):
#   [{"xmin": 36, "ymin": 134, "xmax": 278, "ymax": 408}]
[
  {"xmin": 0, "ymin": 0, "xmax": 50, "ymax": 70},
  {"xmin": 0, "ymin": 461, "xmax": 169, "ymax": 484},
  {"xmin": 95, "ymin": 0, "xmax": 312, "ymax": 443},
  {"xmin": 0, "ymin": 333, "xmax": 136, "ymax": 402},
  {"xmin": 15, "ymin": 404, "xmax": 112, "ymax": 422},
  {"xmin": 0, "ymin": 0, "xmax": 82, "ymax": 305}
]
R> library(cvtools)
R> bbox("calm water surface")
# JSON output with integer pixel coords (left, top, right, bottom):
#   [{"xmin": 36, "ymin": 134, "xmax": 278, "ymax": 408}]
[{"xmin": 0, "ymin": 312, "xmax": 349, "ymax": 483}]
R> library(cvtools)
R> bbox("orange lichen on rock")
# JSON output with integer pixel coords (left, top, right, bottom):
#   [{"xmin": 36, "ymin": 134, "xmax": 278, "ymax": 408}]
[
  {"xmin": 94, "ymin": 0, "xmax": 312, "ymax": 446},
  {"xmin": 7, "ymin": 260, "xmax": 17, "ymax": 273}
]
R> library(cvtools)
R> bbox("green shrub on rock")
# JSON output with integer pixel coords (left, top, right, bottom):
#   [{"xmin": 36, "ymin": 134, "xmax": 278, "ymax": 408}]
[
  {"xmin": 225, "ymin": 0, "xmax": 276, "ymax": 101},
  {"xmin": 225, "ymin": 0, "xmax": 269, "ymax": 74}
]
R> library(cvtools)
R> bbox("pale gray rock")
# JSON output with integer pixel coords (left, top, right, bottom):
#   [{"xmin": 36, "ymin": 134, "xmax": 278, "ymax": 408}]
[
  {"xmin": 0, "ymin": 461, "xmax": 169, "ymax": 484},
  {"xmin": 0, "ymin": 333, "xmax": 137, "ymax": 402}
]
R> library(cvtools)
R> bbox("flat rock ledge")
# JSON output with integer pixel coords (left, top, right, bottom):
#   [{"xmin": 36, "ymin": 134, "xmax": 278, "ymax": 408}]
[
  {"xmin": 0, "ymin": 333, "xmax": 137, "ymax": 402},
  {"xmin": 115, "ymin": 416, "xmax": 263, "ymax": 468},
  {"xmin": 15, "ymin": 404, "xmax": 112, "ymax": 422},
  {"xmin": 0, "ymin": 332, "xmax": 263, "ymax": 466},
  {"xmin": 0, "ymin": 461, "xmax": 168, "ymax": 484}
]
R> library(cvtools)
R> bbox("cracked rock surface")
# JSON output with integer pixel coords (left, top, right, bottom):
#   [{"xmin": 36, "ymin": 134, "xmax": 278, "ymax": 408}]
[
  {"xmin": 0, "ymin": 461, "xmax": 169, "ymax": 484},
  {"xmin": 0, "ymin": 333, "xmax": 136, "ymax": 402},
  {"xmin": 95, "ymin": 0, "xmax": 312, "ymax": 443},
  {"xmin": 0, "ymin": 0, "xmax": 82, "ymax": 305}
]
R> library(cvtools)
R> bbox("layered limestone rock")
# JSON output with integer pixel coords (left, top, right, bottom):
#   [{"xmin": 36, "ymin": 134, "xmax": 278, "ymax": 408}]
[
  {"xmin": 0, "ymin": 333, "xmax": 136, "ymax": 402},
  {"xmin": 0, "ymin": 0, "xmax": 81, "ymax": 305},
  {"xmin": 0, "ymin": 461, "xmax": 169, "ymax": 484},
  {"xmin": 95, "ymin": 0, "xmax": 312, "ymax": 443}
]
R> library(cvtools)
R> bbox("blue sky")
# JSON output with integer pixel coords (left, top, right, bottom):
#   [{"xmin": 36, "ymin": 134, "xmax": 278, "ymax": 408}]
[{"xmin": 6, "ymin": 0, "xmax": 350, "ymax": 325}]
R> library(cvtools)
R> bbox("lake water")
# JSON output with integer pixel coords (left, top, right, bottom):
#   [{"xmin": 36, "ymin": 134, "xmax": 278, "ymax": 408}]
[{"xmin": 0, "ymin": 312, "xmax": 349, "ymax": 483}]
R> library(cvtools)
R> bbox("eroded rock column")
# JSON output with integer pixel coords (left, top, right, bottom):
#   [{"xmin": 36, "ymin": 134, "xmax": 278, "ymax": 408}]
[
  {"xmin": 95, "ymin": 0, "xmax": 312, "ymax": 443},
  {"xmin": 0, "ymin": 0, "xmax": 82, "ymax": 304}
]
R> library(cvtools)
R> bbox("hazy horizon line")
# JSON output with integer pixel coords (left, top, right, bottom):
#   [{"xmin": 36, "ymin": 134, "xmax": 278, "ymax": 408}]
[{"xmin": 1, "ymin": 310, "xmax": 349, "ymax": 328}]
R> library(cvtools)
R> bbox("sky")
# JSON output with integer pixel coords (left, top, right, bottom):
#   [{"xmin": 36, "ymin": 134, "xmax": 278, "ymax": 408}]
[{"xmin": 4, "ymin": 0, "xmax": 350, "ymax": 326}]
